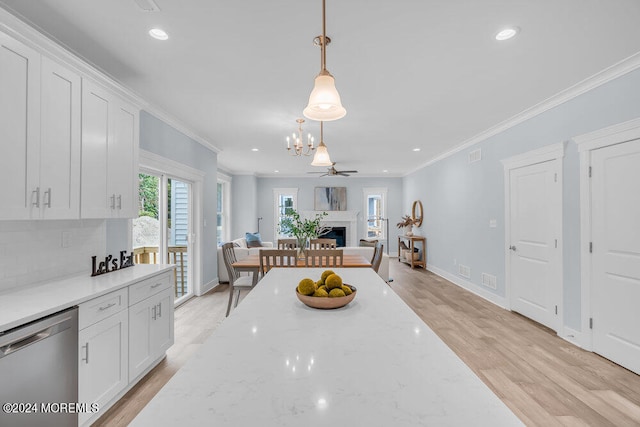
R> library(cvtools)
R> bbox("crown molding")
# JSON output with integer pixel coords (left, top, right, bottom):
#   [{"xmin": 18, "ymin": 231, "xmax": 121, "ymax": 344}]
[
  {"xmin": 0, "ymin": 6, "xmax": 221, "ymax": 155},
  {"xmin": 404, "ymin": 51, "xmax": 640, "ymax": 176}
]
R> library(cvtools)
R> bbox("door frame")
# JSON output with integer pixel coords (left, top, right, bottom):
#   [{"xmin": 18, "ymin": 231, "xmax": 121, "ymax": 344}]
[
  {"xmin": 138, "ymin": 149, "xmax": 205, "ymax": 303},
  {"xmin": 501, "ymin": 142, "xmax": 565, "ymax": 333},
  {"xmin": 573, "ymin": 116, "xmax": 640, "ymax": 351}
]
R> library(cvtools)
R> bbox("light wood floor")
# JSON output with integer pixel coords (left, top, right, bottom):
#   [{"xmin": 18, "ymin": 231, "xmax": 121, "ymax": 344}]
[{"xmin": 95, "ymin": 261, "xmax": 640, "ymax": 426}]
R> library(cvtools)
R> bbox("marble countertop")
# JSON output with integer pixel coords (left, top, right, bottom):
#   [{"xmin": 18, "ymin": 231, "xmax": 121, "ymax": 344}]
[
  {"xmin": 131, "ymin": 267, "xmax": 523, "ymax": 426},
  {"xmin": 0, "ymin": 264, "xmax": 175, "ymax": 332}
]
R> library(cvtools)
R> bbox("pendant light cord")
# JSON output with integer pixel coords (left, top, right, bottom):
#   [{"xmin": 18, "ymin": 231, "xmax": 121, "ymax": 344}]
[{"xmin": 321, "ymin": 0, "xmax": 327, "ymax": 72}]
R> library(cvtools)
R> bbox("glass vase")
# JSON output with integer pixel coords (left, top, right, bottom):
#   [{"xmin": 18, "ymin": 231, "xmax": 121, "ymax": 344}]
[{"xmin": 296, "ymin": 236, "xmax": 308, "ymax": 259}]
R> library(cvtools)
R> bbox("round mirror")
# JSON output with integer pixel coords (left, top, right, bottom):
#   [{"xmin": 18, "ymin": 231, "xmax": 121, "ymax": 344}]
[{"xmin": 412, "ymin": 200, "xmax": 423, "ymax": 227}]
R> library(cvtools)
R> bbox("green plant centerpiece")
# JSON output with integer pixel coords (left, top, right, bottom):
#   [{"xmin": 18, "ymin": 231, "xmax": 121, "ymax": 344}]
[{"xmin": 279, "ymin": 209, "xmax": 330, "ymax": 258}]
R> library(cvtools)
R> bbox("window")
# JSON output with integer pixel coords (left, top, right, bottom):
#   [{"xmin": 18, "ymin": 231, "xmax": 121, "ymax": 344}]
[
  {"xmin": 363, "ymin": 188, "xmax": 387, "ymax": 239},
  {"xmin": 273, "ymin": 188, "xmax": 298, "ymax": 238},
  {"xmin": 217, "ymin": 173, "xmax": 231, "ymax": 245}
]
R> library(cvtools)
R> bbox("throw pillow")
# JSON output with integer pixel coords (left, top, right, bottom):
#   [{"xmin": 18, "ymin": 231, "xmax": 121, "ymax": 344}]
[{"xmin": 245, "ymin": 232, "xmax": 263, "ymax": 248}]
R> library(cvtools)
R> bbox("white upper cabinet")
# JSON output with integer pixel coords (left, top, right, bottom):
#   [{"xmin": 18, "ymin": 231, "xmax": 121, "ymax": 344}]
[
  {"xmin": 39, "ymin": 56, "xmax": 82, "ymax": 219},
  {"xmin": 0, "ymin": 32, "xmax": 41, "ymax": 219},
  {"xmin": 81, "ymin": 80, "xmax": 139, "ymax": 219}
]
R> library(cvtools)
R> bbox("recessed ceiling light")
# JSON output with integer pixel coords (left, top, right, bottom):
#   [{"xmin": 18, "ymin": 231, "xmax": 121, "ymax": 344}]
[
  {"xmin": 251, "ymin": 148, "xmax": 259, "ymax": 152},
  {"xmin": 274, "ymin": 170, "xmax": 279, "ymax": 173},
  {"xmin": 412, "ymin": 148, "xmax": 421, "ymax": 152},
  {"xmin": 149, "ymin": 28, "xmax": 169, "ymax": 40},
  {"xmin": 383, "ymin": 170, "xmax": 388, "ymax": 173},
  {"xmin": 495, "ymin": 27, "xmax": 519, "ymax": 41}
]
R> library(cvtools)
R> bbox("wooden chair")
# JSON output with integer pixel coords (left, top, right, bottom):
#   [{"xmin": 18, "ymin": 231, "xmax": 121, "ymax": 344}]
[
  {"xmin": 277, "ymin": 238, "xmax": 298, "ymax": 249},
  {"xmin": 304, "ymin": 249, "xmax": 343, "ymax": 267},
  {"xmin": 370, "ymin": 241, "xmax": 384, "ymax": 273},
  {"xmin": 259, "ymin": 249, "xmax": 297, "ymax": 276},
  {"xmin": 221, "ymin": 242, "xmax": 255, "ymax": 317},
  {"xmin": 309, "ymin": 238, "xmax": 337, "ymax": 249}
]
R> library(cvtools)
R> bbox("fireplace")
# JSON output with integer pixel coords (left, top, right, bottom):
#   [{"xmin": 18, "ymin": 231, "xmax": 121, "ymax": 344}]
[
  {"xmin": 321, "ymin": 227, "xmax": 346, "ymax": 247},
  {"xmin": 301, "ymin": 210, "xmax": 358, "ymax": 247}
]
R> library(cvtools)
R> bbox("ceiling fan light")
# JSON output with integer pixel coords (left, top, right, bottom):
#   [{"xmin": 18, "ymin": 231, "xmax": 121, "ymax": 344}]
[
  {"xmin": 303, "ymin": 73, "xmax": 346, "ymax": 121},
  {"xmin": 311, "ymin": 141, "xmax": 333, "ymax": 166}
]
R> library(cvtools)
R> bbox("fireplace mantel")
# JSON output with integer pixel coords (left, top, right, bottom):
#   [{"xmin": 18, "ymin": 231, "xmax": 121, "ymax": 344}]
[{"xmin": 301, "ymin": 211, "xmax": 359, "ymax": 247}]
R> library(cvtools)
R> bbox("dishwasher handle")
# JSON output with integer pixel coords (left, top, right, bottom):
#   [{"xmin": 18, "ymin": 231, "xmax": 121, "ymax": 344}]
[{"xmin": 1, "ymin": 328, "xmax": 52, "ymax": 357}]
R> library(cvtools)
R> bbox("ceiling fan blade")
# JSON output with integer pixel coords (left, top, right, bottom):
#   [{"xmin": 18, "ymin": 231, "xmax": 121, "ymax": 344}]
[{"xmin": 338, "ymin": 170, "xmax": 358, "ymax": 174}]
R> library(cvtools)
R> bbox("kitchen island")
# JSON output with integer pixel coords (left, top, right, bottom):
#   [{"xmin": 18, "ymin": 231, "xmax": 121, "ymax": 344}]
[{"xmin": 132, "ymin": 267, "xmax": 522, "ymax": 426}]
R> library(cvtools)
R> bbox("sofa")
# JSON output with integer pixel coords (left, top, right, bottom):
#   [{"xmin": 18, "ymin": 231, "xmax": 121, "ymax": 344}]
[{"xmin": 217, "ymin": 237, "xmax": 390, "ymax": 283}]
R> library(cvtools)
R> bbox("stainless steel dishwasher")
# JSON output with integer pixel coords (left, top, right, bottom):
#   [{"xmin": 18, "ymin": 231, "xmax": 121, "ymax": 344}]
[{"xmin": 0, "ymin": 307, "xmax": 78, "ymax": 427}]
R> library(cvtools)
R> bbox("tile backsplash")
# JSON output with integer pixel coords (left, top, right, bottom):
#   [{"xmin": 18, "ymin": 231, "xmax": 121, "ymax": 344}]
[{"xmin": 0, "ymin": 220, "xmax": 106, "ymax": 292}]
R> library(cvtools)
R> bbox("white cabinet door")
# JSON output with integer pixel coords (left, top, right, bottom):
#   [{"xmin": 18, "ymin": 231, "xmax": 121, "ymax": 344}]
[
  {"xmin": 0, "ymin": 32, "xmax": 40, "ymax": 219},
  {"xmin": 81, "ymin": 80, "xmax": 111, "ymax": 218},
  {"xmin": 81, "ymin": 79, "xmax": 139, "ymax": 219},
  {"xmin": 78, "ymin": 309, "xmax": 128, "ymax": 426},
  {"xmin": 129, "ymin": 288, "xmax": 174, "ymax": 381},
  {"xmin": 151, "ymin": 288, "xmax": 175, "ymax": 358},
  {"xmin": 109, "ymin": 101, "xmax": 139, "ymax": 218},
  {"xmin": 40, "ymin": 57, "xmax": 81, "ymax": 219}
]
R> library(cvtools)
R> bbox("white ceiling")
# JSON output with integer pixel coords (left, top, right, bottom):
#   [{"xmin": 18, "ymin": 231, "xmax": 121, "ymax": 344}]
[{"xmin": 2, "ymin": 0, "xmax": 640, "ymax": 177}]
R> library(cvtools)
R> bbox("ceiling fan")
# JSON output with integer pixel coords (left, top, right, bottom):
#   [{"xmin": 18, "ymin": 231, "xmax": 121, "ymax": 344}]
[{"xmin": 308, "ymin": 162, "xmax": 358, "ymax": 177}]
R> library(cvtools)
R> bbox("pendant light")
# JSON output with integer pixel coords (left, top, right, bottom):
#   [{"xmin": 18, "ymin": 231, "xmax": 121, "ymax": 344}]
[
  {"xmin": 303, "ymin": 0, "xmax": 346, "ymax": 122},
  {"xmin": 311, "ymin": 122, "xmax": 333, "ymax": 166}
]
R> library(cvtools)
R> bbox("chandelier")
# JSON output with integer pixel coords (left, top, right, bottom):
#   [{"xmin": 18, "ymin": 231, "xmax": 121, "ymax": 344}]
[
  {"xmin": 303, "ymin": 0, "xmax": 346, "ymax": 122},
  {"xmin": 286, "ymin": 119, "xmax": 315, "ymax": 157},
  {"xmin": 311, "ymin": 122, "xmax": 333, "ymax": 166}
]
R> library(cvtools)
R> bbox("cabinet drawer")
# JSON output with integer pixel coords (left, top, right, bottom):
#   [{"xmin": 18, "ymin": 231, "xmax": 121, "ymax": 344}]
[
  {"xmin": 79, "ymin": 287, "xmax": 128, "ymax": 330},
  {"xmin": 129, "ymin": 272, "xmax": 173, "ymax": 306}
]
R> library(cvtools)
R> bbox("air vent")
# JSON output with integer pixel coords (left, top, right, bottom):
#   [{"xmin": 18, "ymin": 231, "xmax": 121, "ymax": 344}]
[
  {"xmin": 482, "ymin": 273, "xmax": 497, "ymax": 290},
  {"xmin": 469, "ymin": 148, "xmax": 482, "ymax": 164},
  {"xmin": 134, "ymin": 0, "xmax": 161, "ymax": 12},
  {"xmin": 458, "ymin": 264, "xmax": 471, "ymax": 279}
]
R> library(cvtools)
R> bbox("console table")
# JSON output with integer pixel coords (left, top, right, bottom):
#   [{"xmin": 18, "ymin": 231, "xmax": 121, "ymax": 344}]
[{"xmin": 398, "ymin": 235, "xmax": 426, "ymax": 269}]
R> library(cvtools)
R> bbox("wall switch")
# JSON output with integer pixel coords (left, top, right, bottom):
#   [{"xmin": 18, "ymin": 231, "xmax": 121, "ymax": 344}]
[
  {"xmin": 489, "ymin": 219, "xmax": 497, "ymax": 228},
  {"xmin": 61, "ymin": 231, "xmax": 71, "ymax": 248}
]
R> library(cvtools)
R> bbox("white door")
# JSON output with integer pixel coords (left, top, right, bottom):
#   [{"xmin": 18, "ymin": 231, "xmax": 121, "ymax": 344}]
[
  {"xmin": 40, "ymin": 57, "xmax": 81, "ymax": 219},
  {"xmin": 508, "ymin": 160, "xmax": 561, "ymax": 331},
  {"xmin": 0, "ymin": 32, "xmax": 40, "ymax": 219},
  {"xmin": 591, "ymin": 138, "xmax": 640, "ymax": 375}
]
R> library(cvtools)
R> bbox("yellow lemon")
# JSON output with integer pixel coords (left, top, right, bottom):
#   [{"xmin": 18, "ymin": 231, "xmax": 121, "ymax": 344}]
[
  {"xmin": 341, "ymin": 285, "xmax": 353, "ymax": 295},
  {"xmin": 313, "ymin": 288, "xmax": 329, "ymax": 297},
  {"xmin": 329, "ymin": 288, "xmax": 346, "ymax": 298},
  {"xmin": 325, "ymin": 274, "xmax": 343, "ymax": 290},
  {"xmin": 297, "ymin": 278, "xmax": 316, "ymax": 296},
  {"xmin": 321, "ymin": 270, "xmax": 335, "ymax": 282}
]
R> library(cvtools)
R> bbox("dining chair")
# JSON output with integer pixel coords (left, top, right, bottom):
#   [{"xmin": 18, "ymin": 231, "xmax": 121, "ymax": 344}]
[
  {"xmin": 277, "ymin": 238, "xmax": 298, "ymax": 250},
  {"xmin": 222, "ymin": 242, "xmax": 255, "ymax": 316},
  {"xmin": 370, "ymin": 241, "xmax": 384, "ymax": 273},
  {"xmin": 309, "ymin": 238, "xmax": 337, "ymax": 249},
  {"xmin": 304, "ymin": 249, "xmax": 343, "ymax": 267},
  {"xmin": 259, "ymin": 249, "xmax": 297, "ymax": 276}
]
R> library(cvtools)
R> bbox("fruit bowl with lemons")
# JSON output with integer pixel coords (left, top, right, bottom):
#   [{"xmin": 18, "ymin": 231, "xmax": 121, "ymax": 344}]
[{"xmin": 296, "ymin": 270, "xmax": 357, "ymax": 309}]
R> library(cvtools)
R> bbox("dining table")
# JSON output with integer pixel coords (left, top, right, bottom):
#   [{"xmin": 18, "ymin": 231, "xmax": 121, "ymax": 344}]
[
  {"xmin": 232, "ymin": 253, "xmax": 372, "ymax": 285},
  {"xmin": 131, "ymin": 267, "xmax": 522, "ymax": 426}
]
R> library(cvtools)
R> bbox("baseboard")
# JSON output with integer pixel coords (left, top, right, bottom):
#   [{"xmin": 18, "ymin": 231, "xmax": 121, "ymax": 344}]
[
  {"xmin": 427, "ymin": 264, "xmax": 508, "ymax": 309},
  {"xmin": 198, "ymin": 278, "xmax": 220, "ymax": 296},
  {"xmin": 560, "ymin": 326, "xmax": 590, "ymax": 350}
]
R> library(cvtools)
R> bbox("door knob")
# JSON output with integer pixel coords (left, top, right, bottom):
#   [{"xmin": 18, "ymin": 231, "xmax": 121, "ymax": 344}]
[{"xmin": 509, "ymin": 245, "xmax": 517, "ymax": 251}]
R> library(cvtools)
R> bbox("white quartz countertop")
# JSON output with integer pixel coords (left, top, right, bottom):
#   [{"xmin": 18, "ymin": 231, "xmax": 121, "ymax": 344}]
[
  {"xmin": 0, "ymin": 264, "xmax": 175, "ymax": 332},
  {"xmin": 131, "ymin": 267, "xmax": 523, "ymax": 426}
]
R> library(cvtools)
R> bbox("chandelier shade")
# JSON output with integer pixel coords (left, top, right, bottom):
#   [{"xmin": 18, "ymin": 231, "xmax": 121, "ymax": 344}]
[
  {"xmin": 311, "ymin": 141, "xmax": 333, "ymax": 166},
  {"xmin": 310, "ymin": 121, "xmax": 333, "ymax": 166},
  {"xmin": 303, "ymin": 72, "xmax": 346, "ymax": 121},
  {"xmin": 304, "ymin": 0, "xmax": 346, "ymax": 122}
]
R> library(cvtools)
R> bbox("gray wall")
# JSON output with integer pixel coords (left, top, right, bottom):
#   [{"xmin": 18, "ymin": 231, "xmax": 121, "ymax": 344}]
[
  {"xmin": 254, "ymin": 176, "xmax": 404, "ymax": 251},
  {"xmin": 138, "ymin": 111, "xmax": 219, "ymax": 285},
  {"xmin": 403, "ymin": 67, "xmax": 640, "ymax": 332},
  {"xmin": 231, "ymin": 175, "xmax": 258, "ymax": 238}
]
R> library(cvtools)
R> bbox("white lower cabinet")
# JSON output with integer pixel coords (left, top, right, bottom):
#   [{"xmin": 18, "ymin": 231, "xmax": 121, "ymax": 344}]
[
  {"xmin": 129, "ymin": 287, "xmax": 174, "ymax": 381},
  {"xmin": 77, "ymin": 271, "xmax": 174, "ymax": 426},
  {"xmin": 78, "ymin": 305, "xmax": 128, "ymax": 426}
]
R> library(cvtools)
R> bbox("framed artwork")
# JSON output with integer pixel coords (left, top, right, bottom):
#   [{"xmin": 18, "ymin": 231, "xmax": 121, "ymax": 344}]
[{"xmin": 314, "ymin": 187, "xmax": 347, "ymax": 211}]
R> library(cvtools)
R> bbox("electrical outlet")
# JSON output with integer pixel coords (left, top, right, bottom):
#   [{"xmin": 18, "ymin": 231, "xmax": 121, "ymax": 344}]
[
  {"xmin": 489, "ymin": 219, "xmax": 497, "ymax": 228},
  {"xmin": 61, "ymin": 231, "xmax": 71, "ymax": 248}
]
